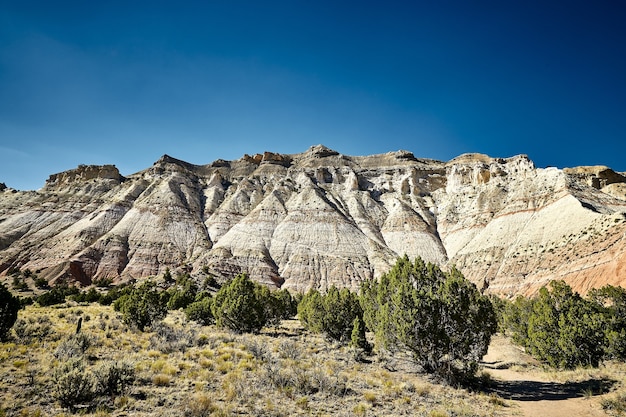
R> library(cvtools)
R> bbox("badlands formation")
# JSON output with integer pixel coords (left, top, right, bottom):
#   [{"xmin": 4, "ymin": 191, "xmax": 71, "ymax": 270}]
[{"xmin": 1, "ymin": 145, "xmax": 625, "ymax": 296}]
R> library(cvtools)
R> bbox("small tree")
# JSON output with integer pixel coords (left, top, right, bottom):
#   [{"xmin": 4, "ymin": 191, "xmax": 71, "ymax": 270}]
[
  {"xmin": 589, "ymin": 285, "xmax": 626, "ymax": 360},
  {"xmin": 36, "ymin": 284, "xmax": 80, "ymax": 306},
  {"xmin": 298, "ymin": 286, "xmax": 364, "ymax": 343},
  {"xmin": 360, "ymin": 256, "xmax": 496, "ymax": 384},
  {"xmin": 184, "ymin": 294, "xmax": 214, "ymax": 326},
  {"xmin": 501, "ymin": 295, "xmax": 533, "ymax": 346},
  {"xmin": 163, "ymin": 268, "xmax": 174, "ymax": 285},
  {"xmin": 114, "ymin": 281, "xmax": 167, "ymax": 331},
  {"xmin": 211, "ymin": 274, "xmax": 267, "ymax": 333},
  {"xmin": 526, "ymin": 281, "xmax": 606, "ymax": 368},
  {"xmin": 166, "ymin": 273, "xmax": 198, "ymax": 310},
  {"xmin": 350, "ymin": 315, "xmax": 371, "ymax": 352},
  {"xmin": 0, "ymin": 283, "xmax": 20, "ymax": 340},
  {"xmin": 271, "ymin": 288, "xmax": 298, "ymax": 321}
]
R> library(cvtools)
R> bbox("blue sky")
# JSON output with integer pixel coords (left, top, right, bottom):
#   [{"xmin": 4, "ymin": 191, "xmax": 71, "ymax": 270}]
[{"xmin": 1, "ymin": 1, "xmax": 625, "ymax": 190}]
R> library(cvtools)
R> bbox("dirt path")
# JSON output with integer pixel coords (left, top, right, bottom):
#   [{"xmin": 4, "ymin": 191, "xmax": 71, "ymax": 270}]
[{"xmin": 482, "ymin": 336, "xmax": 611, "ymax": 417}]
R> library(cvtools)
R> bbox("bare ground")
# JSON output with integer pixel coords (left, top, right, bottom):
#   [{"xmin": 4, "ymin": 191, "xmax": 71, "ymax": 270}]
[{"xmin": 482, "ymin": 335, "xmax": 619, "ymax": 417}]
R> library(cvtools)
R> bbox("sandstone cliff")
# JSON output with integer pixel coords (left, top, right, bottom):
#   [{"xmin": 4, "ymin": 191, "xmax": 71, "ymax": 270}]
[{"xmin": 1, "ymin": 145, "xmax": 625, "ymax": 296}]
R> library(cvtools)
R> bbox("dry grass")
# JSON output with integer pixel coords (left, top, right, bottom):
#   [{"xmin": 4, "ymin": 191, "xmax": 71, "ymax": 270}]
[{"xmin": 0, "ymin": 303, "xmax": 513, "ymax": 416}]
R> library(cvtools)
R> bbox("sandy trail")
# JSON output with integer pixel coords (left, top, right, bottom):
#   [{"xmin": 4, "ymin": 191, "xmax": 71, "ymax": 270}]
[{"xmin": 482, "ymin": 335, "xmax": 610, "ymax": 417}]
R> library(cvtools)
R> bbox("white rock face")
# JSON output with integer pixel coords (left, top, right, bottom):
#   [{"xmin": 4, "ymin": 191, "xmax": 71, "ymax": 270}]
[{"xmin": 1, "ymin": 146, "xmax": 625, "ymax": 295}]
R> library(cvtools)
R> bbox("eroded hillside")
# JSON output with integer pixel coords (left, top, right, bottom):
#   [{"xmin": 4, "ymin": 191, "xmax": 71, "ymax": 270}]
[{"xmin": 1, "ymin": 145, "xmax": 625, "ymax": 295}]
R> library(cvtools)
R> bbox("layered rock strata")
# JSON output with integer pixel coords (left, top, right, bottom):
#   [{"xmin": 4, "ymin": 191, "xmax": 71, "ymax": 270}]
[{"xmin": 1, "ymin": 145, "xmax": 625, "ymax": 296}]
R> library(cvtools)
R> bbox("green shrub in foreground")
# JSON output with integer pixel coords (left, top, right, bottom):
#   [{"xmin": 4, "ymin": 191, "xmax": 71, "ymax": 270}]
[
  {"xmin": 503, "ymin": 281, "xmax": 611, "ymax": 369},
  {"xmin": 298, "ymin": 286, "xmax": 364, "ymax": 344},
  {"xmin": 0, "ymin": 283, "xmax": 20, "ymax": 340},
  {"xmin": 114, "ymin": 280, "xmax": 167, "ymax": 331},
  {"xmin": 211, "ymin": 273, "xmax": 267, "ymax": 333},
  {"xmin": 526, "ymin": 281, "xmax": 606, "ymax": 369},
  {"xmin": 360, "ymin": 256, "xmax": 496, "ymax": 385},
  {"xmin": 184, "ymin": 294, "xmax": 214, "ymax": 326}
]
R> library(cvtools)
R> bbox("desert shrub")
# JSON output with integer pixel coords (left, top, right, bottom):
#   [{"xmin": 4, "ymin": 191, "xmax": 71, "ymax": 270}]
[
  {"xmin": 163, "ymin": 267, "xmax": 174, "ymax": 284},
  {"xmin": 298, "ymin": 286, "xmax": 363, "ymax": 343},
  {"xmin": 98, "ymin": 283, "xmax": 132, "ymax": 305},
  {"xmin": 184, "ymin": 295, "xmax": 214, "ymax": 325},
  {"xmin": 93, "ymin": 278, "xmax": 113, "ymax": 288},
  {"xmin": 93, "ymin": 360, "xmax": 135, "ymax": 399},
  {"xmin": 34, "ymin": 277, "xmax": 49, "ymax": 289},
  {"xmin": 12, "ymin": 276, "xmax": 28, "ymax": 291},
  {"xmin": 350, "ymin": 315, "xmax": 371, "ymax": 354},
  {"xmin": 150, "ymin": 321, "xmax": 196, "ymax": 353},
  {"xmin": 211, "ymin": 273, "xmax": 267, "ymax": 333},
  {"xmin": 114, "ymin": 280, "xmax": 167, "ymax": 331},
  {"xmin": 589, "ymin": 285, "xmax": 626, "ymax": 360},
  {"xmin": 166, "ymin": 273, "xmax": 198, "ymax": 310},
  {"xmin": 36, "ymin": 284, "xmax": 79, "ymax": 306},
  {"xmin": 257, "ymin": 286, "xmax": 296, "ymax": 329},
  {"xmin": 241, "ymin": 337, "xmax": 271, "ymax": 361},
  {"xmin": 12, "ymin": 315, "xmax": 53, "ymax": 344},
  {"xmin": 0, "ymin": 283, "xmax": 20, "ymax": 340},
  {"xmin": 602, "ymin": 392, "xmax": 626, "ymax": 414},
  {"xmin": 360, "ymin": 256, "xmax": 497, "ymax": 385},
  {"xmin": 54, "ymin": 333, "xmax": 94, "ymax": 360},
  {"xmin": 202, "ymin": 273, "xmax": 220, "ymax": 290},
  {"xmin": 262, "ymin": 358, "xmax": 347, "ymax": 396},
  {"xmin": 71, "ymin": 288, "xmax": 102, "ymax": 303},
  {"xmin": 53, "ymin": 357, "xmax": 96, "ymax": 411},
  {"xmin": 521, "ymin": 281, "xmax": 606, "ymax": 368},
  {"xmin": 185, "ymin": 392, "xmax": 218, "ymax": 417}
]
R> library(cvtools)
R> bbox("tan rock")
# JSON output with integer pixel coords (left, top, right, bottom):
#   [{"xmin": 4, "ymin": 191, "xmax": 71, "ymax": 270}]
[{"xmin": 1, "ymin": 146, "xmax": 625, "ymax": 296}]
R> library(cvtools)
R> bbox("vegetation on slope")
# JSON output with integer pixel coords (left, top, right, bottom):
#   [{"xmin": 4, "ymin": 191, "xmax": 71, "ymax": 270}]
[
  {"xmin": 4, "ymin": 257, "xmax": 626, "ymax": 415},
  {"xmin": 497, "ymin": 281, "xmax": 626, "ymax": 369},
  {"xmin": 0, "ymin": 303, "xmax": 508, "ymax": 416}
]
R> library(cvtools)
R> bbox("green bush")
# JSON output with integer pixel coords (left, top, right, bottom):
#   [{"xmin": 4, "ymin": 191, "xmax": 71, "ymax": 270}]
[
  {"xmin": 93, "ymin": 360, "xmax": 135, "ymax": 400},
  {"xmin": 53, "ymin": 357, "xmax": 96, "ymax": 411},
  {"xmin": 350, "ymin": 315, "xmax": 371, "ymax": 352},
  {"xmin": 114, "ymin": 280, "xmax": 167, "ymax": 331},
  {"xmin": 72, "ymin": 288, "xmax": 102, "ymax": 303},
  {"xmin": 503, "ymin": 281, "xmax": 607, "ymax": 369},
  {"xmin": 34, "ymin": 276, "xmax": 49, "ymax": 289},
  {"xmin": 211, "ymin": 273, "xmax": 267, "ymax": 333},
  {"xmin": 92, "ymin": 277, "xmax": 113, "ymax": 288},
  {"xmin": 12, "ymin": 276, "xmax": 28, "ymax": 291},
  {"xmin": 36, "ymin": 284, "xmax": 80, "ymax": 306},
  {"xmin": 528, "ymin": 281, "xmax": 606, "ymax": 368},
  {"xmin": 589, "ymin": 285, "xmax": 626, "ymax": 360},
  {"xmin": 298, "ymin": 286, "xmax": 363, "ymax": 343},
  {"xmin": 184, "ymin": 295, "xmax": 214, "ymax": 326},
  {"xmin": 259, "ymin": 287, "xmax": 297, "ymax": 329},
  {"xmin": 166, "ymin": 273, "xmax": 198, "ymax": 310},
  {"xmin": 360, "ymin": 256, "xmax": 496, "ymax": 384},
  {"xmin": 0, "ymin": 283, "xmax": 20, "ymax": 341},
  {"xmin": 98, "ymin": 283, "xmax": 132, "ymax": 306},
  {"xmin": 202, "ymin": 273, "xmax": 220, "ymax": 290}
]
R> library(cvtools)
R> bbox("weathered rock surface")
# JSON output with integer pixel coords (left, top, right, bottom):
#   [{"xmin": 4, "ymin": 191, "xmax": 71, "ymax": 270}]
[{"xmin": 1, "ymin": 145, "xmax": 625, "ymax": 295}]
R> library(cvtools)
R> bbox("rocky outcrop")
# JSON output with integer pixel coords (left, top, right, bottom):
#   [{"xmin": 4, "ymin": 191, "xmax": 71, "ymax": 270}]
[{"xmin": 1, "ymin": 146, "xmax": 625, "ymax": 296}]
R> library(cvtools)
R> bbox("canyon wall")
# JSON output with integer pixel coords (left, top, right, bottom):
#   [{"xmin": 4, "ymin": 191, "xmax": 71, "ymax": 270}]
[{"xmin": 1, "ymin": 145, "xmax": 625, "ymax": 296}]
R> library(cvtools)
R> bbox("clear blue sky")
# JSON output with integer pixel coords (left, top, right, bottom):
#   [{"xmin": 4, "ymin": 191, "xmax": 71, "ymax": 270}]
[{"xmin": 1, "ymin": 1, "xmax": 625, "ymax": 190}]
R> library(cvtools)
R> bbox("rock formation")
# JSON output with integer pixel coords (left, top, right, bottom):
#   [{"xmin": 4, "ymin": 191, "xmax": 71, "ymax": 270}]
[{"xmin": 1, "ymin": 145, "xmax": 625, "ymax": 296}]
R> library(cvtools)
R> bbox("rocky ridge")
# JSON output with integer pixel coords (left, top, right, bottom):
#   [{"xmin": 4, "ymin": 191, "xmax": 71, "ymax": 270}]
[{"xmin": 1, "ymin": 145, "xmax": 625, "ymax": 296}]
